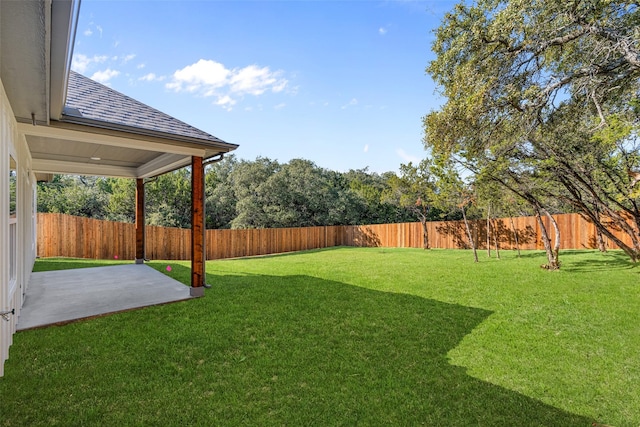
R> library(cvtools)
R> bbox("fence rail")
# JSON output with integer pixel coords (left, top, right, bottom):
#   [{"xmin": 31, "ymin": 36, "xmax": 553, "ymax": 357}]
[{"xmin": 36, "ymin": 212, "xmax": 634, "ymax": 260}]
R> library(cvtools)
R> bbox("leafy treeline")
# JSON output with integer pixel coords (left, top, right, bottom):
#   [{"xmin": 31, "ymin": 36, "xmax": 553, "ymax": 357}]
[
  {"xmin": 38, "ymin": 156, "xmax": 456, "ymax": 229},
  {"xmin": 423, "ymin": 0, "xmax": 640, "ymax": 267}
]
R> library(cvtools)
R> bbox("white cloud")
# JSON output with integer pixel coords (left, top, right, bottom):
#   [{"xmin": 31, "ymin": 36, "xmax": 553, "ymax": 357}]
[
  {"xmin": 364, "ymin": 144, "xmax": 369, "ymax": 153},
  {"xmin": 287, "ymin": 85, "xmax": 300, "ymax": 96},
  {"xmin": 71, "ymin": 54, "xmax": 109, "ymax": 73},
  {"xmin": 137, "ymin": 63, "xmax": 146, "ymax": 69},
  {"xmin": 167, "ymin": 59, "xmax": 229, "ymax": 92},
  {"xmin": 215, "ymin": 95, "xmax": 237, "ymax": 111},
  {"xmin": 122, "ymin": 54, "xmax": 136, "ymax": 63},
  {"xmin": 166, "ymin": 59, "xmax": 289, "ymax": 108},
  {"xmin": 274, "ymin": 103, "xmax": 286, "ymax": 110},
  {"xmin": 139, "ymin": 73, "xmax": 164, "ymax": 82},
  {"xmin": 84, "ymin": 22, "xmax": 103, "ymax": 38},
  {"xmin": 379, "ymin": 27, "xmax": 388, "ymax": 35},
  {"xmin": 91, "ymin": 68, "xmax": 120, "ymax": 84},
  {"xmin": 396, "ymin": 149, "xmax": 421, "ymax": 164},
  {"xmin": 229, "ymin": 65, "xmax": 277, "ymax": 95},
  {"xmin": 72, "ymin": 55, "xmax": 90, "ymax": 73},
  {"xmin": 341, "ymin": 98, "xmax": 358, "ymax": 109}
]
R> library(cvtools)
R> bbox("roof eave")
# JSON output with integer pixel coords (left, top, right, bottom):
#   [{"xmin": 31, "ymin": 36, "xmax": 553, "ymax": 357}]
[
  {"xmin": 50, "ymin": 115, "xmax": 239, "ymax": 152},
  {"xmin": 49, "ymin": 0, "xmax": 81, "ymax": 121}
]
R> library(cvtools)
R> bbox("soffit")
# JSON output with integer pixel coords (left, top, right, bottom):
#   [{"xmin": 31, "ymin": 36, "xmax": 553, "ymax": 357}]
[
  {"xmin": 19, "ymin": 122, "xmax": 235, "ymax": 179},
  {"xmin": 0, "ymin": 0, "xmax": 50, "ymax": 124}
]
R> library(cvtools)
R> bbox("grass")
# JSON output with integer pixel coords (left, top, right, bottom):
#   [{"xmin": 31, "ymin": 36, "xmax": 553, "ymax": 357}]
[{"xmin": 1, "ymin": 248, "xmax": 639, "ymax": 426}]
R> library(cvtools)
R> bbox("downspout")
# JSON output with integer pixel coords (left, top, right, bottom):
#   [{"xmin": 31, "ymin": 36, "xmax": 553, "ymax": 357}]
[{"xmin": 200, "ymin": 153, "xmax": 224, "ymax": 288}]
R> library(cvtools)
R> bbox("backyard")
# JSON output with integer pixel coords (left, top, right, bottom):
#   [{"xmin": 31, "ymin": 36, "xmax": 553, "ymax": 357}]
[{"xmin": 1, "ymin": 248, "xmax": 638, "ymax": 426}]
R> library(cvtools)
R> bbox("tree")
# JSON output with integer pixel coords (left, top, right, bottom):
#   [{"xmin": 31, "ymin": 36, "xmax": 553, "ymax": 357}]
[
  {"xmin": 145, "ymin": 169, "xmax": 192, "ymax": 228},
  {"xmin": 431, "ymin": 160, "xmax": 479, "ymax": 262},
  {"xmin": 260, "ymin": 159, "xmax": 332, "ymax": 227},
  {"xmin": 424, "ymin": 0, "xmax": 640, "ymax": 264},
  {"xmin": 104, "ymin": 178, "xmax": 135, "ymax": 223},
  {"xmin": 324, "ymin": 170, "xmax": 370, "ymax": 226},
  {"xmin": 205, "ymin": 155, "xmax": 238, "ymax": 229},
  {"xmin": 38, "ymin": 175, "xmax": 109, "ymax": 219},
  {"xmin": 345, "ymin": 168, "xmax": 412, "ymax": 225},
  {"xmin": 230, "ymin": 157, "xmax": 281, "ymax": 229},
  {"xmin": 387, "ymin": 159, "xmax": 437, "ymax": 249}
]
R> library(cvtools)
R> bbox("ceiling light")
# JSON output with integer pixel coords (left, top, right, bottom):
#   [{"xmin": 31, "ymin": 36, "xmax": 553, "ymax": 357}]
[{"xmin": 90, "ymin": 157, "xmax": 101, "ymax": 161}]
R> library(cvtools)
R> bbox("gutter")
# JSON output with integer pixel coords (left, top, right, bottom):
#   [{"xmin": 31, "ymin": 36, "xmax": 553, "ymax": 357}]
[
  {"xmin": 49, "ymin": 0, "xmax": 82, "ymax": 121},
  {"xmin": 50, "ymin": 116, "xmax": 239, "ymax": 152}
]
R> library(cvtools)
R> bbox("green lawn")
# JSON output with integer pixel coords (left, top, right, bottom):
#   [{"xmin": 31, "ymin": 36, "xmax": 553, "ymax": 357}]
[{"xmin": 2, "ymin": 248, "xmax": 638, "ymax": 426}]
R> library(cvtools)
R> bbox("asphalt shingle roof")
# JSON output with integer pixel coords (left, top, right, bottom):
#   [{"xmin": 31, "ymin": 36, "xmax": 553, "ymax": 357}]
[{"xmin": 62, "ymin": 71, "xmax": 232, "ymax": 146}]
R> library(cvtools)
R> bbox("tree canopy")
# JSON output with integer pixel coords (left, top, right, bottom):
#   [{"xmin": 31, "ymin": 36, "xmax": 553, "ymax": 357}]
[
  {"xmin": 37, "ymin": 155, "xmax": 416, "ymax": 229},
  {"xmin": 424, "ymin": 0, "xmax": 640, "ymax": 264}
]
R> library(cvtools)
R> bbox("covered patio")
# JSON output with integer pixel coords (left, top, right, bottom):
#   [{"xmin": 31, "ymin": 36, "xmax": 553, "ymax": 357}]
[
  {"xmin": 17, "ymin": 264, "xmax": 192, "ymax": 330},
  {"xmin": 1, "ymin": 0, "xmax": 237, "ymax": 375}
]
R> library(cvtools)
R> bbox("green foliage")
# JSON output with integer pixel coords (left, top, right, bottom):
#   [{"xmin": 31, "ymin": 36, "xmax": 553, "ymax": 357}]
[
  {"xmin": 36, "ymin": 155, "xmax": 418, "ymax": 229},
  {"xmin": 424, "ymin": 0, "xmax": 640, "ymax": 261},
  {"xmin": 38, "ymin": 176, "xmax": 109, "ymax": 219},
  {"xmin": 387, "ymin": 159, "xmax": 443, "ymax": 222},
  {"xmin": 145, "ymin": 169, "xmax": 193, "ymax": 228},
  {"xmin": 104, "ymin": 178, "xmax": 135, "ymax": 223},
  {"xmin": 205, "ymin": 155, "xmax": 238, "ymax": 229},
  {"xmin": 9, "ymin": 167, "xmax": 16, "ymax": 216}
]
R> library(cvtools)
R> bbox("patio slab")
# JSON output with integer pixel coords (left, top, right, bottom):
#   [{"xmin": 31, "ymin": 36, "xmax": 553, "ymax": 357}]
[{"xmin": 17, "ymin": 264, "xmax": 193, "ymax": 330}]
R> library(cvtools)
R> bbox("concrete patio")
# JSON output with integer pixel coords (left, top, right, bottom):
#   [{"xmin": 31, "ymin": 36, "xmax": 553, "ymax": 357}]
[{"xmin": 17, "ymin": 264, "xmax": 193, "ymax": 330}]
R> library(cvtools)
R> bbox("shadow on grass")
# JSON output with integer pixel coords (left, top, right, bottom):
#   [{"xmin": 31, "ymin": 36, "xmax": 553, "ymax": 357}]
[
  {"xmin": 558, "ymin": 249, "xmax": 637, "ymax": 273},
  {"xmin": 211, "ymin": 246, "xmax": 345, "ymax": 261},
  {"xmin": 494, "ymin": 249, "xmax": 637, "ymax": 273},
  {"xmin": 2, "ymin": 263, "xmax": 593, "ymax": 426}
]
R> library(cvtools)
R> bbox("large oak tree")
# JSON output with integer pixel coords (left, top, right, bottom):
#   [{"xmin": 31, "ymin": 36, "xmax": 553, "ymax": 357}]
[{"xmin": 424, "ymin": 0, "xmax": 640, "ymax": 264}]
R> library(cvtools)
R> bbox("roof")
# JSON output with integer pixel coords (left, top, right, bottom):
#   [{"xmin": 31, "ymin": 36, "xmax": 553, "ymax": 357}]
[
  {"xmin": 22, "ymin": 70, "xmax": 238, "ymax": 179},
  {"xmin": 62, "ymin": 71, "xmax": 233, "ymax": 146}
]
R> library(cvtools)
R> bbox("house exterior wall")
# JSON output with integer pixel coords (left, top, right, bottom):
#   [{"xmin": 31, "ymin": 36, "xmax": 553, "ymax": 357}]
[{"xmin": 0, "ymin": 76, "xmax": 37, "ymax": 376}]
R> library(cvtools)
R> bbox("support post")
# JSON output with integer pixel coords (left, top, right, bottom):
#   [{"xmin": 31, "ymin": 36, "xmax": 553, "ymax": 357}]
[
  {"xmin": 135, "ymin": 178, "xmax": 145, "ymax": 264},
  {"xmin": 190, "ymin": 156, "xmax": 205, "ymax": 296}
]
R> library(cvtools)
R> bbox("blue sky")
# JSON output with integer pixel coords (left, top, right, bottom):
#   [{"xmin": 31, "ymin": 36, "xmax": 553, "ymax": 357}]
[{"xmin": 72, "ymin": 0, "xmax": 454, "ymax": 174}]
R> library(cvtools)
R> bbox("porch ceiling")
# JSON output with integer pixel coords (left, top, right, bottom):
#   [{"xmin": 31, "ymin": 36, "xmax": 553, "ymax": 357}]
[{"xmin": 19, "ymin": 122, "xmax": 232, "ymax": 179}]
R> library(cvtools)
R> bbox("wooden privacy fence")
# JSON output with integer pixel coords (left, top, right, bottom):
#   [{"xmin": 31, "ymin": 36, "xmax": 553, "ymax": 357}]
[{"xmin": 37, "ymin": 212, "xmax": 634, "ymax": 260}]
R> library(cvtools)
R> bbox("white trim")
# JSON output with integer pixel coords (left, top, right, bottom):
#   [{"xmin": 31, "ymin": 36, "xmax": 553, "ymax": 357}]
[
  {"xmin": 1, "ymin": 77, "xmax": 36, "ymax": 376},
  {"xmin": 18, "ymin": 122, "xmax": 207, "ymax": 157},
  {"xmin": 32, "ymin": 158, "xmax": 138, "ymax": 178},
  {"xmin": 136, "ymin": 153, "xmax": 191, "ymax": 178}
]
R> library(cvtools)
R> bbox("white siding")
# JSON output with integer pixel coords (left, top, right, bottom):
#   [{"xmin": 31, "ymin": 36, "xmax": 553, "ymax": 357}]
[{"xmin": 0, "ymin": 77, "xmax": 37, "ymax": 376}]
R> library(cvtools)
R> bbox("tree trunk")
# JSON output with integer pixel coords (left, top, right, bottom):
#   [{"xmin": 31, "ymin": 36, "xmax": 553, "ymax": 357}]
[
  {"xmin": 492, "ymin": 217, "xmax": 501, "ymax": 259},
  {"xmin": 462, "ymin": 206, "xmax": 479, "ymax": 263},
  {"xmin": 509, "ymin": 216, "xmax": 521, "ymax": 257},
  {"xmin": 486, "ymin": 205, "xmax": 492, "ymax": 257},
  {"xmin": 596, "ymin": 228, "xmax": 607, "ymax": 252},
  {"xmin": 544, "ymin": 208, "xmax": 560, "ymax": 266},
  {"xmin": 593, "ymin": 209, "xmax": 607, "ymax": 252},
  {"xmin": 557, "ymin": 172, "xmax": 639, "ymax": 261},
  {"xmin": 535, "ymin": 208, "xmax": 560, "ymax": 270},
  {"xmin": 421, "ymin": 218, "xmax": 430, "ymax": 250}
]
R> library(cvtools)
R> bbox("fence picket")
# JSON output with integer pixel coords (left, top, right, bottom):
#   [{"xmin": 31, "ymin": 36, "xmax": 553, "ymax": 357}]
[{"xmin": 36, "ymin": 212, "xmax": 635, "ymax": 260}]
